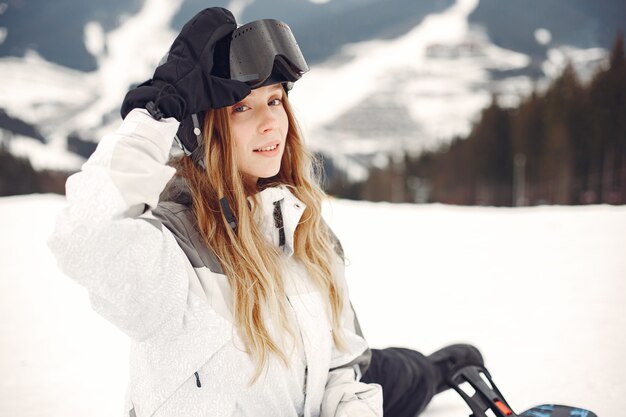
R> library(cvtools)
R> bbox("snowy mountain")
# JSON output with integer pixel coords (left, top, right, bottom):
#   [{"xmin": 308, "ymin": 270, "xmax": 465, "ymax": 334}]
[{"xmin": 0, "ymin": 0, "xmax": 623, "ymax": 173}]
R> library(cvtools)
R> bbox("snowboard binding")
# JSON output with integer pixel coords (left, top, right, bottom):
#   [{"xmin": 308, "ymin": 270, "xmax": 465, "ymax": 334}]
[{"xmin": 446, "ymin": 365, "xmax": 597, "ymax": 417}]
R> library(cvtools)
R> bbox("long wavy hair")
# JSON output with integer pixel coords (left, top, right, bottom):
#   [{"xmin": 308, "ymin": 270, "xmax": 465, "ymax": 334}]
[{"xmin": 172, "ymin": 93, "xmax": 346, "ymax": 382}]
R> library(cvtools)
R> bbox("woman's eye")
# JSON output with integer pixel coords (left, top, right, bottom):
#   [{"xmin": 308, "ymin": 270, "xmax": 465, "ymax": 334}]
[
  {"xmin": 233, "ymin": 104, "xmax": 249, "ymax": 113},
  {"xmin": 269, "ymin": 98, "xmax": 283, "ymax": 106}
]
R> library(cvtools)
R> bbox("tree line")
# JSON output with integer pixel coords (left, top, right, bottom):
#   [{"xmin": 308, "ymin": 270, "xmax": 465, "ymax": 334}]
[
  {"xmin": 0, "ymin": 145, "xmax": 67, "ymax": 196},
  {"xmin": 330, "ymin": 35, "xmax": 626, "ymax": 206}
]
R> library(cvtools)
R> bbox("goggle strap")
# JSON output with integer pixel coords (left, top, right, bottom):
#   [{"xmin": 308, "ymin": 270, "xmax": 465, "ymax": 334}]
[
  {"xmin": 191, "ymin": 114, "xmax": 202, "ymax": 144},
  {"xmin": 173, "ymin": 134, "xmax": 191, "ymax": 156}
]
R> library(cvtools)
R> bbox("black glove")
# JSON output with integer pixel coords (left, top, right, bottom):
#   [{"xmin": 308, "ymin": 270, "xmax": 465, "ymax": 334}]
[{"xmin": 120, "ymin": 7, "xmax": 251, "ymax": 121}]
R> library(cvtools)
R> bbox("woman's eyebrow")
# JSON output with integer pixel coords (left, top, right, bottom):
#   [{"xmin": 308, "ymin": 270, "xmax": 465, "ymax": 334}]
[{"xmin": 269, "ymin": 85, "xmax": 284, "ymax": 94}]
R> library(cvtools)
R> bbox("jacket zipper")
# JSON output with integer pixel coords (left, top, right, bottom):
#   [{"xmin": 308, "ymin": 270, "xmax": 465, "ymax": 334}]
[
  {"xmin": 273, "ymin": 200, "xmax": 286, "ymax": 248},
  {"xmin": 194, "ymin": 371, "xmax": 202, "ymax": 388},
  {"xmin": 285, "ymin": 296, "xmax": 308, "ymax": 402}
]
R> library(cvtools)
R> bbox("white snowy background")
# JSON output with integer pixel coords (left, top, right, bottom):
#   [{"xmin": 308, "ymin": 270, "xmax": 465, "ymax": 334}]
[{"xmin": 1, "ymin": 194, "xmax": 624, "ymax": 416}]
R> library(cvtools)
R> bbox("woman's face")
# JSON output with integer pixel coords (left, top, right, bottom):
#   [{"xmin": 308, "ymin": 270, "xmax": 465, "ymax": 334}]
[{"xmin": 228, "ymin": 84, "xmax": 288, "ymax": 186}]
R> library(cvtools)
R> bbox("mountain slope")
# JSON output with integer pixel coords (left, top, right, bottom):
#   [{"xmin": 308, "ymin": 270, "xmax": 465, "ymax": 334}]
[
  {"xmin": 0, "ymin": 0, "xmax": 143, "ymax": 71},
  {"xmin": 0, "ymin": 0, "xmax": 622, "ymax": 173}
]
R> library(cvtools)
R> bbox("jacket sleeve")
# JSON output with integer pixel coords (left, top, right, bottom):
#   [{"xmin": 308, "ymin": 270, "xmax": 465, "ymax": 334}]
[
  {"xmin": 48, "ymin": 108, "xmax": 191, "ymax": 341},
  {"xmin": 320, "ymin": 260, "xmax": 383, "ymax": 417}
]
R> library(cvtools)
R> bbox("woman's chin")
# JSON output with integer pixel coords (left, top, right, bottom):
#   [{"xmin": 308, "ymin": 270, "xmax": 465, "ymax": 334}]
[{"xmin": 258, "ymin": 166, "xmax": 282, "ymax": 180}]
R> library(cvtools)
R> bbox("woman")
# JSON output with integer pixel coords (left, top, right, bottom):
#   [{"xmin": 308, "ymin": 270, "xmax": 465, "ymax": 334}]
[
  {"xmin": 49, "ymin": 7, "xmax": 484, "ymax": 417},
  {"xmin": 49, "ymin": 7, "xmax": 381, "ymax": 417}
]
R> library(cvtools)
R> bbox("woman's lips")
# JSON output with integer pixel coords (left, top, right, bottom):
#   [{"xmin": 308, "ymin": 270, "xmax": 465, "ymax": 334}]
[{"xmin": 253, "ymin": 143, "xmax": 280, "ymax": 157}]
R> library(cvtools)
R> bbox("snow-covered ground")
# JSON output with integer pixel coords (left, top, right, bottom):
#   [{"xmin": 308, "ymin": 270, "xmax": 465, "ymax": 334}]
[{"xmin": 1, "ymin": 194, "xmax": 624, "ymax": 416}]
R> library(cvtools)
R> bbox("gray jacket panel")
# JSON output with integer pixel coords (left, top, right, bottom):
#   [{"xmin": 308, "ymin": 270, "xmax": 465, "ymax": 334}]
[{"xmin": 152, "ymin": 201, "xmax": 224, "ymax": 274}]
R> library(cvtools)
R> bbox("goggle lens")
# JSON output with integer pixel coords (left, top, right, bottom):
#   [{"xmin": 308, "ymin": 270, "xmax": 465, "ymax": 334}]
[{"xmin": 229, "ymin": 19, "xmax": 309, "ymax": 88}]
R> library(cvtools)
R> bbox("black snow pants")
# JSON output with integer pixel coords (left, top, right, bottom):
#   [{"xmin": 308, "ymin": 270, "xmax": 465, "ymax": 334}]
[{"xmin": 361, "ymin": 347, "xmax": 439, "ymax": 417}]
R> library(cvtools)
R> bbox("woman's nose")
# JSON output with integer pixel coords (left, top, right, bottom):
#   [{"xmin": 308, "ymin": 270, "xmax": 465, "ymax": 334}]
[{"xmin": 257, "ymin": 105, "xmax": 278, "ymax": 134}]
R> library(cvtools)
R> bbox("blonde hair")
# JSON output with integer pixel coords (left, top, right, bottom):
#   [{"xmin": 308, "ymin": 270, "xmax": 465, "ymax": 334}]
[{"xmin": 173, "ymin": 94, "xmax": 346, "ymax": 382}]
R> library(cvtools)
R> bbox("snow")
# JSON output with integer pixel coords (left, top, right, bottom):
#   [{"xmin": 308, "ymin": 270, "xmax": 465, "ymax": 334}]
[
  {"xmin": 84, "ymin": 21, "xmax": 106, "ymax": 57},
  {"xmin": 0, "ymin": 0, "xmax": 611, "ymax": 174},
  {"xmin": 1, "ymin": 194, "xmax": 624, "ymax": 417},
  {"xmin": 0, "ymin": 53, "xmax": 93, "ymax": 127},
  {"xmin": 0, "ymin": 3, "xmax": 7, "ymax": 45},
  {"xmin": 0, "ymin": 0, "xmax": 183, "ymax": 146},
  {"xmin": 0, "ymin": 133, "xmax": 85, "ymax": 171},
  {"xmin": 543, "ymin": 46, "xmax": 608, "ymax": 83},
  {"xmin": 290, "ymin": 0, "xmax": 533, "ymax": 158},
  {"xmin": 91, "ymin": 0, "xmax": 183, "ymax": 122},
  {"xmin": 292, "ymin": 0, "xmax": 498, "ymax": 132},
  {"xmin": 535, "ymin": 28, "xmax": 552, "ymax": 46},
  {"xmin": 0, "ymin": 0, "xmax": 536, "ymax": 162}
]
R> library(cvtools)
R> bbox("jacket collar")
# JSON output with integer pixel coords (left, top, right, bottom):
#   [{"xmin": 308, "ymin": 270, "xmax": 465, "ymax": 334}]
[
  {"xmin": 249, "ymin": 186, "xmax": 306, "ymax": 257},
  {"xmin": 160, "ymin": 177, "xmax": 306, "ymax": 256}
]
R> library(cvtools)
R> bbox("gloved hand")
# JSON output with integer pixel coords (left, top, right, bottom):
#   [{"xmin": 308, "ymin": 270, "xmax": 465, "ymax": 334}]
[{"xmin": 120, "ymin": 7, "xmax": 251, "ymax": 121}]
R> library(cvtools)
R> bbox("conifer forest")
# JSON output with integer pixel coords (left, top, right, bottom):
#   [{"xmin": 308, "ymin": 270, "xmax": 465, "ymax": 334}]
[{"xmin": 334, "ymin": 35, "xmax": 626, "ymax": 206}]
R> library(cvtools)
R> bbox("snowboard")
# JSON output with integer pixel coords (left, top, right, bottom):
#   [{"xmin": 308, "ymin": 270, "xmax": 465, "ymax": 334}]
[
  {"xmin": 520, "ymin": 404, "xmax": 597, "ymax": 417},
  {"xmin": 447, "ymin": 365, "xmax": 597, "ymax": 417}
]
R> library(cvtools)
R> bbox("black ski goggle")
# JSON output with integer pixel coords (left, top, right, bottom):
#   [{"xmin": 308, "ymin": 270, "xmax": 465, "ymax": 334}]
[{"xmin": 229, "ymin": 19, "xmax": 309, "ymax": 89}]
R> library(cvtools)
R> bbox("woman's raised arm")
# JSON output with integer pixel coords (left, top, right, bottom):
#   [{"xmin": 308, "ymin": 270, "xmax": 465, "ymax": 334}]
[{"xmin": 48, "ymin": 109, "xmax": 191, "ymax": 341}]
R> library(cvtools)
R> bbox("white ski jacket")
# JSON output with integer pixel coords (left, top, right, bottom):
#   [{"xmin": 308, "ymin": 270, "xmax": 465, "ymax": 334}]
[{"xmin": 48, "ymin": 109, "xmax": 382, "ymax": 417}]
